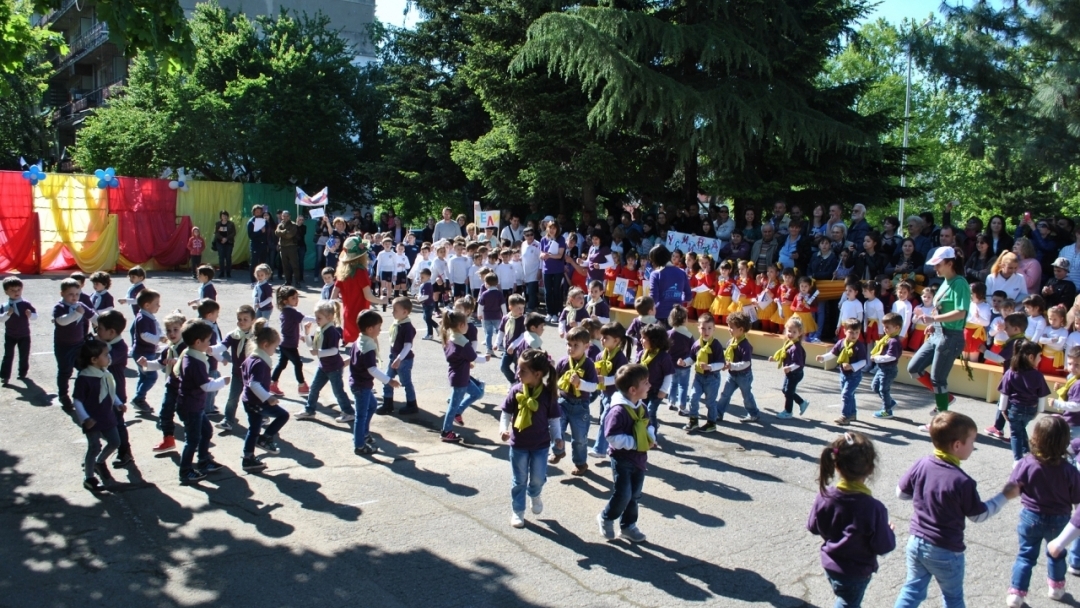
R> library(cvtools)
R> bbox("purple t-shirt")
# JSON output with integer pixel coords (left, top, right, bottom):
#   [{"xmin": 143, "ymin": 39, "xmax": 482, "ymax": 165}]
[
  {"xmin": 1009, "ymin": 454, "xmax": 1080, "ymax": 516},
  {"xmin": 316, "ymin": 325, "xmax": 345, "ymax": 372},
  {"xmin": 107, "ymin": 339, "xmax": 128, "ymax": 404},
  {"xmin": 556, "ymin": 355, "xmax": 598, "ymax": 401},
  {"xmin": 586, "ymin": 245, "xmax": 611, "ymax": 282},
  {"xmin": 998, "ymin": 368, "xmax": 1051, "ymax": 408},
  {"xmin": 690, "ymin": 337, "xmax": 726, "ymax": 376},
  {"xmin": 177, "ymin": 353, "xmax": 211, "ymax": 414},
  {"xmin": 199, "ymin": 281, "xmax": 217, "ymax": 301},
  {"xmin": 349, "ymin": 341, "xmax": 379, "ymax": 391},
  {"xmin": 420, "ymin": 281, "xmax": 434, "ymax": 305},
  {"xmin": 668, "ymin": 328, "xmax": 694, "ymax": 364},
  {"xmin": 241, "ymin": 355, "xmax": 273, "ymax": 407},
  {"xmin": 727, "ymin": 338, "xmax": 754, "ymax": 376},
  {"xmin": 444, "ymin": 339, "xmax": 477, "ymax": 388},
  {"xmin": 499, "ymin": 314, "xmax": 526, "ymax": 352},
  {"xmin": 586, "ymin": 298, "xmax": 610, "ymax": 320},
  {"xmin": 132, "ymin": 311, "xmax": 160, "ymax": 356},
  {"xmin": 782, "ymin": 341, "xmax": 806, "ymax": 369},
  {"xmin": 2, "ymin": 299, "xmax": 35, "ymax": 339},
  {"xmin": 279, "ymin": 307, "xmax": 306, "ymax": 349},
  {"xmin": 874, "ymin": 337, "xmax": 903, "ymax": 368},
  {"xmin": 635, "ymin": 349, "xmax": 675, "ymax": 398},
  {"xmin": 604, "ymin": 398, "xmax": 649, "ymax": 470},
  {"xmin": 502, "ymin": 383, "xmax": 561, "ymax": 451},
  {"xmin": 222, "ymin": 332, "xmax": 247, "ymax": 372},
  {"xmin": 91, "ymin": 290, "xmax": 113, "ymax": 311},
  {"xmin": 595, "ymin": 348, "xmax": 629, "ymax": 396},
  {"xmin": 830, "ymin": 339, "xmax": 868, "ymax": 374},
  {"xmin": 558, "ymin": 306, "xmax": 589, "ymax": 329},
  {"xmin": 807, "ymin": 487, "xmax": 896, "ymax": 578},
  {"xmin": 73, "ymin": 374, "xmax": 118, "ymax": 432},
  {"xmin": 478, "ymin": 288, "xmax": 505, "ymax": 321},
  {"xmin": 539, "ymin": 236, "xmax": 566, "ymax": 275},
  {"xmin": 52, "ymin": 301, "xmax": 93, "ymax": 345},
  {"xmin": 1063, "ymin": 378, "xmax": 1080, "ymax": 427},
  {"xmin": 649, "ymin": 264, "xmax": 692, "ymax": 320},
  {"xmin": 898, "ymin": 456, "xmax": 988, "ymax": 552},
  {"xmin": 126, "ymin": 282, "xmax": 145, "ymax": 316},
  {"xmin": 389, "ymin": 321, "xmax": 416, "ymax": 361}
]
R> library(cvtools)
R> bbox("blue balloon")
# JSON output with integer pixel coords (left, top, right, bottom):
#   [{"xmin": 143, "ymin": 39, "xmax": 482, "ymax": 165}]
[
  {"xmin": 94, "ymin": 169, "xmax": 106, "ymax": 180},
  {"xmin": 109, "ymin": 178, "xmax": 119, "ymax": 188},
  {"xmin": 22, "ymin": 164, "xmax": 45, "ymax": 185}
]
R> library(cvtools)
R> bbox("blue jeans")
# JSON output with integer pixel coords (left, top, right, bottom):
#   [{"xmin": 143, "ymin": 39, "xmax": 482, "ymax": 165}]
[
  {"xmin": 306, "ymin": 368, "xmax": 355, "ymax": 415},
  {"xmin": 256, "ymin": 309, "xmax": 271, "ymax": 321},
  {"xmin": 352, "ymin": 388, "xmax": 377, "ymax": 448},
  {"xmin": 688, "ymin": 372, "xmax": 721, "ymax": 420},
  {"xmin": 483, "ymin": 320, "xmax": 499, "ymax": 352},
  {"xmin": 907, "ymin": 328, "xmax": 965, "ymax": 409},
  {"xmin": 1011, "ymin": 508, "xmax": 1069, "ymax": 592},
  {"xmin": 525, "ymin": 281, "xmax": 539, "ymax": 312},
  {"xmin": 782, "ymin": 368, "xmax": 804, "ymax": 413},
  {"xmin": 179, "ymin": 410, "xmax": 213, "ymax": 472},
  {"xmin": 422, "ymin": 302, "xmax": 437, "ymax": 337},
  {"xmin": 715, "ymin": 371, "xmax": 758, "ymax": 420},
  {"xmin": 894, "ymin": 536, "xmax": 966, "ymax": 608},
  {"xmin": 594, "ymin": 392, "xmax": 613, "ymax": 454},
  {"xmin": 840, "ymin": 370, "xmax": 863, "ymax": 418},
  {"xmin": 826, "ymin": 571, "xmax": 871, "ymax": 608},
  {"xmin": 812, "ymin": 307, "xmax": 826, "ymax": 340},
  {"xmin": 555, "ymin": 396, "xmax": 590, "ymax": 466},
  {"xmin": 510, "ymin": 446, "xmax": 548, "ymax": 513},
  {"xmin": 670, "ymin": 365, "xmax": 691, "ymax": 410},
  {"xmin": 134, "ymin": 353, "xmax": 159, "ymax": 404},
  {"xmin": 601, "ymin": 457, "xmax": 645, "ymax": 528},
  {"xmin": 54, "ymin": 341, "xmax": 81, "ymax": 407},
  {"xmin": 872, "ymin": 365, "xmax": 898, "ymax": 413},
  {"xmin": 383, "ymin": 357, "xmax": 416, "ymax": 404},
  {"xmin": 222, "ymin": 366, "xmax": 243, "ymax": 423},
  {"xmin": 501, "ymin": 351, "xmax": 517, "ymax": 384},
  {"xmin": 645, "ymin": 394, "xmax": 663, "ymax": 432},
  {"xmin": 1008, "ymin": 404, "xmax": 1038, "ymax": 461},
  {"xmin": 243, "ymin": 403, "xmax": 289, "ymax": 456},
  {"xmin": 441, "ymin": 382, "xmax": 484, "ymax": 433}
]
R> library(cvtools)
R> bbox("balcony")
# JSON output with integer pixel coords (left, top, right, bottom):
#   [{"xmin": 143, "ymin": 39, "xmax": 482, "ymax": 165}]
[
  {"xmin": 51, "ymin": 78, "xmax": 126, "ymax": 125},
  {"xmin": 36, "ymin": 0, "xmax": 80, "ymax": 27},
  {"xmin": 55, "ymin": 22, "xmax": 110, "ymax": 74}
]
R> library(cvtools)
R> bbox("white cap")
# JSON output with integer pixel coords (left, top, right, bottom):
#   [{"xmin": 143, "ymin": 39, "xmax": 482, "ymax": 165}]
[{"xmin": 927, "ymin": 247, "xmax": 956, "ymax": 265}]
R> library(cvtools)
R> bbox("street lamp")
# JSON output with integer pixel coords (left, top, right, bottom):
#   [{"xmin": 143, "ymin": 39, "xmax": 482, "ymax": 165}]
[{"xmin": 899, "ymin": 17, "xmax": 934, "ymax": 224}]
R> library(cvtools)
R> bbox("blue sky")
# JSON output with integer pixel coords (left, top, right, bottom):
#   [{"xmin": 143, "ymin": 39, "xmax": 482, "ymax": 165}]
[{"xmin": 374, "ymin": 0, "xmax": 948, "ymax": 31}]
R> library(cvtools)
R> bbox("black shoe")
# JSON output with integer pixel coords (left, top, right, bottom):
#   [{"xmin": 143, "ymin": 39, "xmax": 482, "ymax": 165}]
[
  {"xmin": 180, "ymin": 469, "xmax": 207, "ymax": 484},
  {"xmin": 682, "ymin": 418, "xmax": 699, "ymax": 432},
  {"xmin": 1, "ymin": 379, "xmax": 9, "ymax": 387},
  {"xmin": 112, "ymin": 451, "xmax": 133, "ymax": 468},
  {"xmin": 354, "ymin": 444, "xmax": 377, "ymax": 455},
  {"xmin": 699, "ymin": 421, "xmax": 717, "ymax": 433},
  {"xmin": 374, "ymin": 403, "xmax": 394, "ymax": 415},
  {"xmin": 242, "ymin": 457, "xmax": 266, "ymax": 472},
  {"xmin": 198, "ymin": 460, "xmax": 225, "ymax": 474},
  {"xmin": 93, "ymin": 462, "xmax": 114, "ymax": 483},
  {"xmin": 256, "ymin": 436, "xmax": 281, "ymax": 454},
  {"xmin": 83, "ymin": 477, "xmax": 100, "ymax": 491},
  {"xmin": 398, "ymin": 402, "xmax": 419, "ymax": 415}
]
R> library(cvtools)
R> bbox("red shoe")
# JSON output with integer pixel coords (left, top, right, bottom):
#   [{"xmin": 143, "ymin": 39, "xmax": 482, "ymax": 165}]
[
  {"xmin": 152, "ymin": 436, "xmax": 176, "ymax": 453},
  {"xmin": 441, "ymin": 431, "xmax": 463, "ymax": 443},
  {"xmin": 269, "ymin": 382, "xmax": 285, "ymax": 396},
  {"xmin": 985, "ymin": 426, "xmax": 1005, "ymax": 439},
  {"xmin": 297, "ymin": 383, "xmax": 310, "ymax": 396},
  {"xmin": 454, "ymin": 415, "xmax": 464, "ymax": 425},
  {"xmin": 916, "ymin": 373, "xmax": 934, "ymax": 391}
]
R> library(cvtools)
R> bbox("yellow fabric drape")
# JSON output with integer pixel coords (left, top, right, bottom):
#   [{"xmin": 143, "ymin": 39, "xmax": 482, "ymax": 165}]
[
  {"xmin": 176, "ymin": 182, "xmax": 250, "ymax": 265},
  {"xmin": 33, "ymin": 174, "xmax": 119, "ymax": 272}
]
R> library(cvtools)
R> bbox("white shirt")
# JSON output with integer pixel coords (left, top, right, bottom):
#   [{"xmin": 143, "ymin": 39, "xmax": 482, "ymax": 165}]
[
  {"xmin": 1026, "ymin": 314, "xmax": 1048, "ymax": 343},
  {"xmin": 966, "ymin": 301, "xmax": 992, "ymax": 329},
  {"xmin": 495, "ymin": 263, "xmax": 516, "ymax": 291},
  {"xmin": 838, "ymin": 298, "xmax": 863, "ymax": 326},
  {"xmin": 986, "ymin": 272, "xmax": 1027, "ymax": 301},
  {"xmin": 1060, "ymin": 243, "xmax": 1080, "ymax": 287},
  {"xmin": 863, "ymin": 298, "xmax": 884, "ymax": 332},
  {"xmin": 501, "ymin": 224, "xmax": 525, "ymax": 243},
  {"xmin": 892, "ymin": 298, "xmax": 913, "ymax": 338},
  {"xmin": 448, "ymin": 254, "xmax": 471, "ymax": 284},
  {"xmin": 1040, "ymin": 326, "xmax": 1069, "ymax": 355},
  {"xmin": 521, "ymin": 240, "xmax": 541, "ymax": 280}
]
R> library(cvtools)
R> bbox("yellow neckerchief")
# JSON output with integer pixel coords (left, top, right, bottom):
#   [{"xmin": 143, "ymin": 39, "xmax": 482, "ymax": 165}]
[
  {"xmin": 836, "ymin": 339, "xmax": 857, "ymax": 365},
  {"xmin": 230, "ymin": 327, "xmax": 252, "ymax": 359},
  {"xmin": 164, "ymin": 341, "xmax": 183, "ymax": 377},
  {"xmin": 870, "ymin": 331, "xmax": 899, "ymax": 357},
  {"xmin": 638, "ymin": 314, "xmax": 656, "ymax": 325},
  {"xmin": 312, "ymin": 322, "xmax": 333, "ymax": 352},
  {"xmin": 174, "ymin": 348, "xmax": 208, "ymax": 378},
  {"xmin": 836, "ymin": 479, "xmax": 872, "ymax": 495},
  {"xmin": 360, "ymin": 334, "xmax": 380, "ymax": 363},
  {"xmin": 563, "ymin": 304, "xmax": 582, "ymax": 322},
  {"xmin": 79, "ymin": 366, "xmax": 117, "ymax": 405},
  {"xmin": 596, "ymin": 347, "xmax": 618, "ymax": 388},
  {"xmin": 934, "ymin": 449, "xmax": 961, "ymax": 467},
  {"xmin": 450, "ymin": 332, "xmax": 469, "ymax": 347},
  {"xmin": 514, "ymin": 383, "xmax": 543, "ymax": 431},
  {"xmin": 697, "ymin": 336, "xmax": 714, "ymax": 368},
  {"xmin": 505, "ymin": 314, "xmax": 519, "ymax": 342},
  {"xmin": 772, "ymin": 340, "xmax": 794, "ymax": 368},
  {"xmin": 252, "ymin": 350, "xmax": 273, "ymax": 367},
  {"xmin": 620, "ymin": 400, "xmax": 650, "ymax": 452},
  {"xmin": 390, "ymin": 317, "xmax": 409, "ymax": 346},
  {"xmin": 558, "ymin": 355, "xmax": 586, "ymax": 396},
  {"xmin": 526, "ymin": 331, "xmax": 542, "ymax": 349},
  {"xmin": 1058, "ymin": 375, "xmax": 1079, "ymax": 401},
  {"xmin": 586, "ymin": 298, "xmax": 598, "ymax": 317},
  {"xmin": 672, "ymin": 325, "xmax": 693, "ymax": 340},
  {"xmin": 640, "ymin": 348, "xmax": 659, "ymax": 368},
  {"xmin": 725, "ymin": 335, "xmax": 744, "ymax": 362}
]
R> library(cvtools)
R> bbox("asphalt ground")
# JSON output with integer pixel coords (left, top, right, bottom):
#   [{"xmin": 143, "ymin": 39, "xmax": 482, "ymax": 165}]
[{"xmin": 0, "ymin": 271, "xmax": 1071, "ymax": 607}]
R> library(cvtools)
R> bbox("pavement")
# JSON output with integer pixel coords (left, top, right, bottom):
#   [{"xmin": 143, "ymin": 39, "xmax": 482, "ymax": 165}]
[{"xmin": 0, "ymin": 271, "xmax": 1072, "ymax": 607}]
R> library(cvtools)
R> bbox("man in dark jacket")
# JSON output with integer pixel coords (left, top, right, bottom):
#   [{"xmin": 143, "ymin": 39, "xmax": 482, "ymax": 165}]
[
  {"xmin": 247, "ymin": 205, "xmax": 269, "ymax": 283},
  {"xmin": 275, "ymin": 211, "xmax": 300, "ymax": 287}
]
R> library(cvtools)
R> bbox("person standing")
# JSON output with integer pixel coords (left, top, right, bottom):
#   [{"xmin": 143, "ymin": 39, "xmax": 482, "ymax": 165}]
[
  {"xmin": 269, "ymin": 210, "xmax": 283, "ymax": 280},
  {"xmin": 647, "ymin": 245, "xmax": 691, "ymax": 324},
  {"xmin": 214, "ymin": 211, "xmax": 236, "ymax": 279},
  {"xmin": 247, "ymin": 205, "xmax": 270, "ymax": 283},
  {"xmin": 331, "ymin": 237, "xmax": 387, "ymax": 345},
  {"xmin": 540, "ymin": 220, "xmax": 567, "ymax": 323},
  {"xmin": 433, "ymin": 207, "xmax": 461, "ymax": 242},
  {"xmin": 295, "ymin": 216, "xmax": 308, "ymax": 283},
  {"xmin": 275, "ymin": 211, "xmax": 300, "ymax": 287}
]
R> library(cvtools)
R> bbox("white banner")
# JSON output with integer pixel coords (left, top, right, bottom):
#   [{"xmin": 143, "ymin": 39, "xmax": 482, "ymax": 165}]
[
  {"xmin": 295, "ymin": 186, "xmax": 328, "ymax": 207},
  {"xmin": 665, "ymin": 230, "xmax": 722, "ymax": 258},
  {"xmin": 309, "ymin": 206, "xmax": 326, "ymax": 219}
]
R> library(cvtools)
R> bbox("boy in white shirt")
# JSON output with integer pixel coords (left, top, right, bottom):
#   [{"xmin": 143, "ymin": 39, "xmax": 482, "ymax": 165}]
[
  {"xmin": 448, "ymin": 241, "xmax": 471, "ymax": 300},
  {"xmin": 496, "ymin": 248, "xmax": 517, "ymax": 299}
]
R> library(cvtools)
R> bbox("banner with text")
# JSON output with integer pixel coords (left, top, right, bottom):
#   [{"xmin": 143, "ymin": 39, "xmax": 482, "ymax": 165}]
[{"xmin": 665, "ymin": 230, "xmax": 722, "ymax": 258}]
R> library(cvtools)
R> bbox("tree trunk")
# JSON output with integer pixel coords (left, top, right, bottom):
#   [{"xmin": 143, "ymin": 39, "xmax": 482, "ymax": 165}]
[
  {"xmin": 683, "ymin": 152, "xmax": 699, "ymax": 207},
  {"xmin": 582, "ymin": 181, "xmax": 596, "ymax": 213}
]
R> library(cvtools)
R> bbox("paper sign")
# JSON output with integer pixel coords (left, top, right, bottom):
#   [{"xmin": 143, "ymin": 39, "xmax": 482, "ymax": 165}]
[
  {"xmin": 309, "ymin": 207, "xmax": 325, "ymax": 219},
  {"xmin": 477, "ymin": 210, "xmax": 500, "ymax": 229},
  {"xmin": 613, "ymin": 277, "xmax": 629, "ymax": 298},
  {"xmin": 252, "ymin": 217, "xmax": 266, "ymax": 232},
  {"xmin": 665, "ymin": 230, "xmax": 721, "ymax": 258}
]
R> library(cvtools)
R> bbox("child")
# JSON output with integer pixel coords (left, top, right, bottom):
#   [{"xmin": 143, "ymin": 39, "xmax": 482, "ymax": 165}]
[
  {"xmin": 708, "ymin": 260, "xmax": 735, "ymax": 324},
  {"xmin": 497, "ymin": 249, "xmax": 517, "ymax": 298},
  {"xmin": 581, "ymin": 318, "xmax": 603, "ymax": 360},
  {"xmin": 296, "ymin": 300, "xmax": 356, "ymax": 423},
  {"xmin": 893, "ymin": 411, "xmax": 1019, "ymax": 607},
  {"xmin": 625, "ymin": 296, "xmax": 657, "ymax": 360},
  {"xmin": 140, "ymin": 313, "xmax": 185, "ymax": 453},
  {"xmin": 550, "ymin": 326, "xmax": 599, "ymax": 475},
  {"xmin": 129, "ymin": 288, "xmax": 162, "ymax": 412},
  {"xmin": 69, "ymin": 272, "xmax": 93, "ymax": 310},
  {"xmin": 0, "ymin": 277, "xmax": 36, "ymax": 385},
  {"xmin": 1004, "ymin": 416, "xmax": 1080, "ymax": 606},
  {"xmin": 449, "ymin": 241, "xmax": 471, "ymax": 301},
  {"xmin": 1024, "ymin": 294, "xmax": 1049, "ymax": 344},
  {"xmin": 187, "ymin": 266, "xmax": 217, "ymax": 307},
  {"xmin": 982, "ymin": 312, "xmax": 1029, "ymax": 440},
  {"xmin": 240, "ymin": 318, "xmax": 291, "ymax": 471},
  {"xmin": 73, "ymin": 339, "xmax": 125, "ymax": 490},
  {"xmin": 591, "ymin": 322, "xmax": 629, "ymax": 456},
  {"xmin": 683, "ymin": 313, "xmax": 726, "ymax": 431},
  {"xmin": 861, "ymin": 280, "xmax": 883, "ymax": 343},
  {"xmin": 792, "ymin": 277, "xmax": 819, "ymax": 341},
  {"xmin": 817, "ymin": 318, "xmax": 867, "ymax": 426},
  {"xmin": 597, "ymin": 363, "xmax": 655, "ymax": 543},
  {"xmin": 808, "ymin": 432, "xmax": 895, "ymax": 607},
  {"xmin": 770, "ymin": 316, "xmax": 808, "ymax": 419},
  {"xmin": 586, "ymin": 280, "xmax": 611, "ymax": 324},
  {"xmin": 187, "ymin": 227, "xmax": 205, "ymax": 279},
  {"xmin": 376, "ymin": 237, "xmax": 398, "ymax": 309},
  {"xmin": 269, "ymin": 286, "xmax": 309, "ymax": 396},
  {"xmin": 892, "ymin": 281, "xmax": 914, "ymax": 349},
  {"xmin": 196, "ymin": 299, "xmax": 227, "ymax": 415},
  {"xmin": 714, "ymin": 311, "xmax": 760, "ymax": 423},
  {"xmin": 394, "ymin": 243, "xmax": 410, "ymax": 300},
  {"xmin": 468, "ymin": 253, "xmax": 485, "ymax": 301},
  {"xmin": 1038, "ymin": 304, "xmax": 1069, "ymax": 375},
  {"xmin": 998, "ymin": 339, "xmax": 1050, "ymax": 461},
  {"xmin": 878, "ymin": 275, "xmax": 896, "ymax": 312},
  {"xmin": 907, "ymin": 286, "xmax": 936, "ymax": 352},
  {"xmin": 89, "ymin": 271, "xmax": 114, "ymax": 312},
  {"xmin": 117, "ymin": 266, "xmax": 146, "ymax": 318},
  {"xmin": 604, "ymin": 252, "xmax": 622, "ymax": 306},
  {"xmin": 501, "ymin": 349, "xmax": 563, "ymax": 528},
  {"xmin": 478, "ymin": 273, "xmax": 506, "ymax": 356},
  {"xmin": 350, "ymin": 310, "xmax": 401, "ymax": 454},
  {"xmin": 430, "ymin": 245, "xmax": 450, "ymax": 308},
  {"xmin": 559, "ymin": 287, "xmax": 588, "ymax": 339},
  {"xmin": 418, "ymin": 268, "xmax": 438, "ymax": 340},
  {"xmin": 378, "ymin": 296, "xmax": 419, "ymax": 415},
  {"xmin": 54, "ymin": 278, "xmax": 97, "ymax": 410},
  {"xmin": 217, "ymin": 305, "xmax": 255, "ymax": 433},
  {"xmin": 666, "ymin": 305, "xmax": 694, "ymax": 415},
  {"xmin": 438, "ymin": 311, "xmax": 484, "ymax": 443},
  {"xmin": 755, "ymin": 264, "xmax": 780, "ymax": 333},
  {"xmin": 176, "ymin": 320, "xmax": 229, "ymax": 484},
  {"xmin": 620, "ymin": 251, "xmax": 643, "ymax": 310},
  {"xmin": 870, "ymin": 313, "xmax": 905, "ymax": 419},
  {"xmin": 689, "ymin": 255, "xmax": 716, "ymax": 320},
  {"xmin": 636, "ymin": 324, "xmax": 675, "ymax": 435},
  {"xmin": 498, "ymin": 295, "xmax": 528, "ymax": 385},
  {"xmin": 94, "ymin": 310, "xmax": 132, "ymax": 467},
  {"xmin": 836, "ymin": 282, "xmax": 863, "ymax": 342},
  {"xmin": 769, "ymin": 267, "xmax": 797, "ymax": 330},
  {"xmin": 962, "ymin": 282, "xmax": 991, "ymax": 361},
  {"xmin": 1054, "ymin": 346, "xmax": 1080, "ymax": 441},
  {"xmin": 727, "ymin": 260, "xmax": 758, "ymax": 322},
  {"xmin": 320, "ymin": 267, "xmax": 336, "ymax": 300},
  {"xmin": 252, "ymin": 264, "xmax": 274, "ymax": 320}
]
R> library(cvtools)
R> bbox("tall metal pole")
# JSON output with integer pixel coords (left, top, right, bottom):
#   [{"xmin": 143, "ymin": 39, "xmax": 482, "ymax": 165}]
[{"xmin": 900, "ymin": 36, "xmax": 913, "ymax": 224}]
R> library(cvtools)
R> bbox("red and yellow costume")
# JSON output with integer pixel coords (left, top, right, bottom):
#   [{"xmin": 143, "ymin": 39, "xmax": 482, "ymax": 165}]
[
  {"xmin": 791, "ymin": 291, "xmax": 818, "ymax": 334},
  {"xmin": 690, "ymin": 270, "xmax": 717, "ymax": 318}
]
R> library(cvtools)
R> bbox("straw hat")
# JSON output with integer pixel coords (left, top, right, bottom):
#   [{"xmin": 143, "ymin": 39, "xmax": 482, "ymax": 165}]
[{"xmin": 339, "ymin": 236, "xmax": 370, "ymax": 263}]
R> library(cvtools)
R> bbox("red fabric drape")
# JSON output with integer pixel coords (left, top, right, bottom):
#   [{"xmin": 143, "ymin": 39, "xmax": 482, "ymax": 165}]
[
  {"xmin": 111, "ymin": 177, "xmax": 189, "ymax": 266},
  {"xmin": 0, "ymin": 171, "xmax": 41, "ymax": 274}
]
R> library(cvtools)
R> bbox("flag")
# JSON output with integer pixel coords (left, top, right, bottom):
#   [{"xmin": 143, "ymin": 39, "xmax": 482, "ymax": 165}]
[{"xmin": 295, "ymin": 186, "xmax": 328, "ymax": 207}]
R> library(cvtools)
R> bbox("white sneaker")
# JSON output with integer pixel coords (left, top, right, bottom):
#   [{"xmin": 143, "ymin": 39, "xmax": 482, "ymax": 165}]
[
  {"xmin": 1006, "ymin": 592, "xmax": 1024, "ymax": 607},
  {"xmin": 619, "ymin": 524, "xmax": 647, "ymax": 543},
  {"xmin": 597, "ymin": 512, "xmax": 615, "ymax": 540},
  {"xmin": 214, "ymin": 420, "xmax": 233, "ymax": 431},
  {"xmin": 510, "ymin": 511, "xmax": 525, "ymax": 528},
  {"xmin": 335, "ymin": 413, "xmax": 355, "ymax": 423},
  {"xmin": 588, "ymin": 450, "xmax": 607, "ymax": 459},
  {"xmin": 1049, "ymin": 585, "xmax": 1066, "ymax": 600},
  {"xmin": 1070, "ymin": 566, "xmax": 1080, "ymax": 576},
  {"xmin": 294, "ymin": 411, "xmax": 316, "ymax": 420},
  {"xmin": 530, "ymin": 495, "xmax": 543, "ymax": 515}
]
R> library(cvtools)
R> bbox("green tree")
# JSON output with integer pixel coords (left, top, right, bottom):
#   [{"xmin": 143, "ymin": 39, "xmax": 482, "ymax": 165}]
[{"xmin": 0, "ymin": 0, "xmax": 61, "ymax": 167}]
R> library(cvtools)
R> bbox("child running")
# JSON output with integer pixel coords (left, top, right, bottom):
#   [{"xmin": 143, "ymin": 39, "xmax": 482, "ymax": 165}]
[
  {"xmin": 438, "ymin": 311, "xmax": 484, "ymax": 443},
  {"xmin": 73, "ymin": 339, "xmax": 125, "ymax": 491},
  {"xmin": 816, "ymin": 318, "xmax": 867, "ymax": 426},
  {"xmin": 350, "ymin": 310, "xmax": 400, "ymax": 454},
  {"xmin": 770, "ymin": 317, "xmax": 808, "ymax": 419},
  {"xmin": 597, "ymin": 363, "xmax": 655, "ymax": 543},
  {"xmin": 870, "ymin": 313, "xmax": 904, "ymax": 419},
  {"xmin": 378, "ymin": 296, "xmax": 419, "ymax": 415},
  {"xmin": 714, "ymin": 312, "xmax": 760, "ymax": 423},
  {"xmin": 269, "ymin": 286, "xmax": 309, "ymax": 396},
  {"xmin": 683, "ymin": 313, "xmax": 726, "ymax": 432},
  {"xmin": 240, "ymin": 318, "xmax": 291, "ymax": 470},
  {"xmin": 296, "ymin": 300, "xmax": 356, "ymax": 423},
  {"xmin": 998, "ymin": 338, "xmax": 1050, "ymax": 461},
  {"xmin": 176, "ymin": 320, "xmax": 229, "ymax": 484}
]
